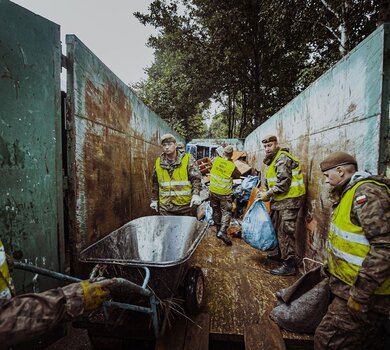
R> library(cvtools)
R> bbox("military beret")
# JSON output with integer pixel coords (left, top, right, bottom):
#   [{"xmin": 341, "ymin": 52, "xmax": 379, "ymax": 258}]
[
  {"xmin": 160, "ymin": 133, "xmax": 176, "ymax": 144},
  {"xmin": 224, "ymin": 145, "xmax": 234, "ymax": 155},
  {"xmin": 261, "ymin": 135, "xmax": 278, "ymax": 144},
  {"xmin": 320, "ymin": 152, "xmax": 357, "ymax": 172}
]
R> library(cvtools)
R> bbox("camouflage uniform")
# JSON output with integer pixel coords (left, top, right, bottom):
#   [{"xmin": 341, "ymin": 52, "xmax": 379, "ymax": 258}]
[
  {"xmin": 314, "ymin": 174, "xmax": 390, "ymax": 350},
  {"xmin": 210, "ymin": 165, "xmax": 241, "ymax": 230},
  {"xmin": 152, "ymin": 150, "xmax": 202, "ymax": 216},
  {"xmin": 0, "ymin": 283, "xmax": 85, "ymax": 348},
  {"xmin": 264, "ymin": 148, "xmax": 305, "ymax": 264}
]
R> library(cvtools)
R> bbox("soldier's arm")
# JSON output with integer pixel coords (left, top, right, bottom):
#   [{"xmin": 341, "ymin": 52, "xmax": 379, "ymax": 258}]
[
  {"xmin": 151, "ymin": 165, "xmax": 159, "ymax": 201},
  {"xmin": 0, "ymin": 284, "xmax": 84, "ymax": 347},
  {"xmin": 188, "ymin": 155, "xmax": 202, "ymax": 195},
  {"xmin": 267, "ymin": 154, "xmax": 294, "ymax": 197},
  {"xmin": 349, "ymin": 183, "xmax": 390, "ymax": 304}
]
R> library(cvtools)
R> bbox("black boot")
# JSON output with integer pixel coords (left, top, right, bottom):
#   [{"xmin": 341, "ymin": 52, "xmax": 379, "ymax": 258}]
[
  {"xmin": 267, "ymin": 248, "xmax": 282, "ymax": 262},
  {"xmin": 216, "ymin": 230, "xmax": 232, "ymax": 246},
  {"xmin": 270, "ymin": 260, "xmax": 296, "ymax": 276}
]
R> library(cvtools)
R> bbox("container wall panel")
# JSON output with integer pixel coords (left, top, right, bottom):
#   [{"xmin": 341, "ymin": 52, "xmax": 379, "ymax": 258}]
[
  {"xmin": 66, "ymin": 35, "xmax": 182, "ymax": 273},
  {"xmin": 0, "ymin": 0, "xmax": 63, "ymax": 289},
  {"xmin": 244, "ymin": 25, "xmax": 389, "ymax": 263}
]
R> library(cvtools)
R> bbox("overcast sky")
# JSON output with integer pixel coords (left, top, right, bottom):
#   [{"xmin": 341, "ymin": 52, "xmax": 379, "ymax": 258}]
[{"xmin": 11, "ymin": 0, "xmax": 157, "ymax": 85}]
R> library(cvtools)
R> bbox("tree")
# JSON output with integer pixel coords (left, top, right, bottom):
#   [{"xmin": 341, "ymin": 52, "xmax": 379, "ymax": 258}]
[{"xmin": 133, "ymin": 0, "xmax": 379, "ymax": 139}]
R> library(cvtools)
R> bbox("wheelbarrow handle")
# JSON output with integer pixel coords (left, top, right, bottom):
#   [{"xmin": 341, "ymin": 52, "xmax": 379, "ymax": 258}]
[
  {"xmin": 13, "ymin": 261, "xmax": 82, "ymax": 283},
  {"xmin": 110, "ymin": 277, "xmax": 152, "ymax": 297}
]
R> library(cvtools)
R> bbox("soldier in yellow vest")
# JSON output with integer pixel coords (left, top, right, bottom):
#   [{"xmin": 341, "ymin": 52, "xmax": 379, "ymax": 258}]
[
  {"xmin": 315, "ymin": 152, "xmax": 390, "ymax": 350},
  {"xmin": 210, "ymin": 145, "xmax": 241, "ymax": 245},
  {"xmin": 258, "ymin": 135, "xmax": 306, "ymax": 276},
  {"xmin": 0, "ymin": 238, "xmax": 118, "ymax": 347},
  {"xmin": 151, "ymin": 134, "xmax": 202, "ymax": 216}
]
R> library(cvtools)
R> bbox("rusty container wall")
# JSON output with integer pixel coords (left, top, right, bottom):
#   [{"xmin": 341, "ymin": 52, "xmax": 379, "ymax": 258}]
[
  {"xmin": 244, "ymin": 25, "xmax": 390, "ymax": 263},
  {"xmin": 0, "ymin": 1, "xmax": 63, "ymax": 290},
  {"xmin": 65, "ymin": 35, "xmax": 183, "ymax": 275}
]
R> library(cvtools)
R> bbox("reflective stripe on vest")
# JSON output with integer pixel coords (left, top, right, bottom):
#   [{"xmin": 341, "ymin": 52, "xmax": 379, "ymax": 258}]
[
  {"xmin": 266, "ymin": 150, "xmax": 306, "ymax": 201},
  {"xmin": 210, "ymin": 157, "xmax": 235, "ymax": 195},
  {"xmin": 0, "ymin": 240, "xmax": 14, "ymax": 300},
  {"xmin": 328, "ymin": 179, "xmax": 390, "ymax": 295},
  {"xmin": 156, "ymin": 153, "xmax": 192, "ymax": 206}
]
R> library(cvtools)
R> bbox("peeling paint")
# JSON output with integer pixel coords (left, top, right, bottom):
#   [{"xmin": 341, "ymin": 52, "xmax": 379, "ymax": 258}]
[{"xmin": 66, "ymin": 35, "xmax": 182, "ymax": 275}]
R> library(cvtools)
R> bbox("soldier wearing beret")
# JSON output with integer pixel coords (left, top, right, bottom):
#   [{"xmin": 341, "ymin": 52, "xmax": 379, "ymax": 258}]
[
  {"xmin": 150, "ymin": 134, "xmax": 202, "ymax": 216},
  {"xmin": 209, "ymin": 145, "xmax": 241, "ymax": 245},
  {"xmin": 314, "ymin": 152, "xmax": 390, "ymax": 349},
  {"xmin": 258, "ymin": 135, "xmax": 306, "ymax": 276}
]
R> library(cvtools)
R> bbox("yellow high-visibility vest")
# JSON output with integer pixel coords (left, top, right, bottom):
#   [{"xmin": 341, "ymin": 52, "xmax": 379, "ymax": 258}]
[
  {"xmin": 0, "ymin": 239, "xmax": 15, "ymax": 300},
  {"xmin": 210, "ymin": 156, "xmax": 235, "ymax": 195},
  {"xmin": 328, "ymin": 179, "xmax": 390, "ymax": 294},
  {"xmin": 266, "ymin": 150, "xmax": 305, "ymax": 201},
  {"xmin": 156, "ymin": 153, "xmax": 192, "ymax": 206}
]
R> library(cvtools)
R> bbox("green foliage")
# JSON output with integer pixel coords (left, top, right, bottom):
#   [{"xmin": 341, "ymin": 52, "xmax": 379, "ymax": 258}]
[{"xmin": 133, "ymin": 0, "xmax": 379, "ymax": 139}]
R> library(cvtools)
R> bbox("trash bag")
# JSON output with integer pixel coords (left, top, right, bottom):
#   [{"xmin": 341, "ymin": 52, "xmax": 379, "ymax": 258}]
[
  {"xmin": 199, "ymin": 201, "xmax": 214, "ymax": 225},
  {"xmin": 270, "ymin": 266, "xmax": 330, "ymax": 334},
  {"xmin": 241, "ymin": 175, "xmax": 259, "ymax": 201},
  {"xmin": 241, "ymin": 199, "xmax": 277, "ymax": 250},
  {"xmin": 242, "ymin": 186, "xmax": 270, "ymax": 218},
  {"xmin": 233, "ymin": 184, "xmax": 245, "ymax": 199}
]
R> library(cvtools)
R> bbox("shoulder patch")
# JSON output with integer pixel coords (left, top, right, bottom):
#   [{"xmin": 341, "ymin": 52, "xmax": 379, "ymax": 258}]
[{"xmin": 355, "ymin": 194, "xmax": 368, "ymax": 204}]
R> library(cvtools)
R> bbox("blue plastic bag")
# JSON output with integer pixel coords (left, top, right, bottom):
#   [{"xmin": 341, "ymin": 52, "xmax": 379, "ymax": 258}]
[
  {"xmin": 241, "ymin": 175, "xmax": 259, "ymax": 200},
  {"xmin": 242, "ymin": 199, "xmax": 277, "ymax": 251}
]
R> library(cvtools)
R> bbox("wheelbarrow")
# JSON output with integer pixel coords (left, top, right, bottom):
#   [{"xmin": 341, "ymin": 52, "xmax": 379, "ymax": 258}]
[{"xmin": 78, "ymin": 215, "xmax": 209, "ymax": 339}]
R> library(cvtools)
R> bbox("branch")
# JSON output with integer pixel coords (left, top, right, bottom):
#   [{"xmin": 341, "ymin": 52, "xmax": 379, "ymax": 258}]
[
  {"xmin": 320, "ymin": 0, "xmax": 340, "ymax": 20},
  {"xmin": 296, "ymin": 19, "xmax": 341, "ymax": 44}
]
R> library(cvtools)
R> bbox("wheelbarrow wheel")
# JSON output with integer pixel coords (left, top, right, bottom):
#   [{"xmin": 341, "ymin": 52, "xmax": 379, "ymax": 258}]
[{"xmin": 185, "ymin": 266, "xmax": 206, "ymax": 315}]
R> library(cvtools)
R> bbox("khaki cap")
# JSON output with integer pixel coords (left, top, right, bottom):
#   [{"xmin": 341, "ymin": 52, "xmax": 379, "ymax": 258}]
[
  {"xmin": 261, "ymin": 135, "xmax": 278, "ymax": 144},
  {"xmin": 177, "ymin": 142, "xmax": 185, "ymax": 149},
  {"xmin": 320, "ymin": 152, "xmax": 357, "ymax": 172},
  {"xmin": 224, "ymin": 145, "xmax": 234, "ymax": 155},
  {"xmin": 160, "ymin": 133, "xmax": 176, "ymax": 144}
]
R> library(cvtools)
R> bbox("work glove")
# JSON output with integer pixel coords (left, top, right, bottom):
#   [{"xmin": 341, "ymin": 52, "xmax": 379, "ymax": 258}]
[
  {"xmin": 347, "ymin": 296, "xmax": 364, "ymax": 314},
  {"xmin": 190, "ymin": 194, "xmax": 202, "ymax": 207},
  {"xmin": 80, "ymin": 279, "xmax": 116, "ymax": 312},
  {"xmin": 150, "ymin": 200, "xmax": 158, "ymax": 212},
  {"xmin": 257, "ymin": 191, "xmax": 270, "ymax": 202},
  {"xmin": 347, "ymin": 295, "xmax": 370, "ymax": 323}
]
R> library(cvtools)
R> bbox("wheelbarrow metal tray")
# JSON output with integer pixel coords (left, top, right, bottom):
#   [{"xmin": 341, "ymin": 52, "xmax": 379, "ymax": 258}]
[{"xmin": 79, "ymin": 216, "xmax": 208, "ymax": 299}]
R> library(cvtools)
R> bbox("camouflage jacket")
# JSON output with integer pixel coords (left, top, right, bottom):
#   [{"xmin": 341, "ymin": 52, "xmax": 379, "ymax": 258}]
[
  {"xmin": 151, "ymin": 151, "xmax": 202, "ymax": 211},
  {"xmin": 328, "ymin": 172, "xmax": 390, "ymax": 315},
  {"xmin": 264, "ymin": 149, "xmax": 305, "ymax": 210},
  {"xmin": 0, "ymin": 282, "xmax": 85, "ymax": 347}
]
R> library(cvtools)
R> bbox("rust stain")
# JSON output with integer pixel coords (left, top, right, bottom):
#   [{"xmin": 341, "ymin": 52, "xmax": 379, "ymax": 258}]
[
  {"xmin": 347, "ymin": 103, "xmax": 357, "ymax": 113},
  {"xmin": 82, "ymin": 79, "xmax": 133, "ymax": 244},
  {"xmin": 85, "ymin": 78, "xmax": 132, "ymax": 132},
  {"xmin": 83, "ymin": 129, "xmax": 132, "ymax": 244}
]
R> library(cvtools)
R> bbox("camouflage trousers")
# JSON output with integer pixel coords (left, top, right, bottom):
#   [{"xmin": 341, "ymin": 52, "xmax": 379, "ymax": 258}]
[
  {"xmin": 270, "ymin": 208, "xmax": 299, "ymax": 264},
  {"xmin": 210, "ymin": 192, "xmax": 232, "ymax": 233},
  {"xmin": 314, "ymin": 295, "xmax": 389, "ymax": 350}
]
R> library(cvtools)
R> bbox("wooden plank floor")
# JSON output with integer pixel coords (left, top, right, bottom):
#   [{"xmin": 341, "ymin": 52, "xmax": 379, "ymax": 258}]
[
  {"xmin": 198, "ymin": 226, "xmax": 313, "ymax": 343},
  {"xmin": 156, "ymin": 226, "xmax": 313, "ymax": 349}
]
